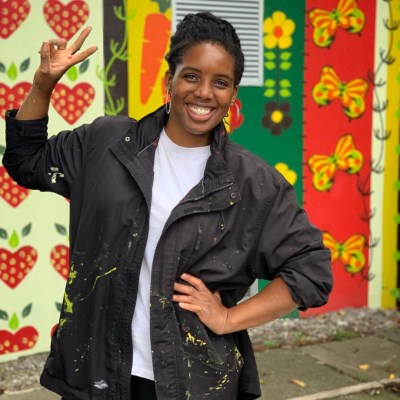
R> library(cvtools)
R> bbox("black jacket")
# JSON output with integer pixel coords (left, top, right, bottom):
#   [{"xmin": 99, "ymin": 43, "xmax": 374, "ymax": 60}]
[{"xmin": 3, "ymin": 106, "xmax": 332, "ymax": 399}]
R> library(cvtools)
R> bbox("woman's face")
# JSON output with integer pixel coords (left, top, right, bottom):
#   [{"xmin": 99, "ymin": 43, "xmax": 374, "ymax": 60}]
[{"xmin": 164, "ymin": 42, "xmax": 238, "ymax": 147}]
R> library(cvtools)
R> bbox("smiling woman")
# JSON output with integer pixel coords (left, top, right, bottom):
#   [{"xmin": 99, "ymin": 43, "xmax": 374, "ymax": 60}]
[
  {"xmin": 164, "ymin": 42, "xmax": 238, "ymax": 146},
  {"xmin": 2, "ymin": 11, "xmax": 332, "ymax": 400}
]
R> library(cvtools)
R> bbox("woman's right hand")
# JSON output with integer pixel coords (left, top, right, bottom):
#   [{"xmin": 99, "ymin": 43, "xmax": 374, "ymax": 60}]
[{"xmin": 34, "ymin": 26, "xmax": 98, "ymax": 94}]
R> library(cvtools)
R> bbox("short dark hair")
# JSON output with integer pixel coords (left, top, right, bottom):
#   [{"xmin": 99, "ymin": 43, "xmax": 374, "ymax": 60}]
[{"xmin": 165, "ymin": 12, "xmax": 245, "ymax": 86}]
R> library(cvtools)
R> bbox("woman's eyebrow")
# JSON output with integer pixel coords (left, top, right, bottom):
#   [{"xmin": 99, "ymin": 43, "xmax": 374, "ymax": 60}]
[{"xmin": 180, "ymin": 66, "xmax": 233, "ymax": 82}]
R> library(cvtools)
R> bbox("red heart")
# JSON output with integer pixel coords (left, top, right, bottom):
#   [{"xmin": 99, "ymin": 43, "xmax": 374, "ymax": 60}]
[
  {"xmin": 0, "ymin": 327, "xmax": 39, "ymax": 354},
  {"xmin": 0, "ymin": 166, "xmax": 30, "ymax": 207},
  {"xmin": 0, "ymin": 246, "xmax": 37, "ymax": 289},
  {"xmin": 0, "ymin": 0, "xmax": 31, "ymax": 39},
  {"xmin": 0, "ymin": 83, "xmax": 32, "ymax": 120},
  {"xmin": 43, "ymin": 0, "xmax": 89, "ymax": 40},
  {"xmin": 51, "ymin": 82, "xmax": 95, "ymax": 124}
]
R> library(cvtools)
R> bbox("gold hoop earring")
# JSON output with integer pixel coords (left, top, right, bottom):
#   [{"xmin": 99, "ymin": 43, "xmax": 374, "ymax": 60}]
[
  {"xmin": 223, "ymin": 111, "xmax": 230, "ymax": 126},
  {"xmin": 165, "ymin": 89, "xmax": 172, "ymax": 115},
  {"xmin": 234, "ymin": 101, "xmax": 240, "ymax": 116}
]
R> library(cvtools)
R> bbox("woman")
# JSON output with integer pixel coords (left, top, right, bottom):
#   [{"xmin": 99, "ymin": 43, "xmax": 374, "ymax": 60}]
[{"xmin": 3, "ymin": 12, "xmax": 332, "ymax": 400}]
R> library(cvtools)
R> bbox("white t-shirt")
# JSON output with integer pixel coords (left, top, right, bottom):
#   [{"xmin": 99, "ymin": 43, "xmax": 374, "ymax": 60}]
[{"xmin": 131, "ymin": 128, "xmax": 211, "ymax": 380}]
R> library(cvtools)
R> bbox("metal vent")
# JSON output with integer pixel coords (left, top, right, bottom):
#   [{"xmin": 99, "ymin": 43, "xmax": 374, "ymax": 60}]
[{"xmin": 172, "ymin": 0, "xmax": 264, "ymax": 86}]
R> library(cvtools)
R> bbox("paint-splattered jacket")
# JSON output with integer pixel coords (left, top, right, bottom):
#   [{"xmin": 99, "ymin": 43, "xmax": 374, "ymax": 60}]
[{"xmin": 3, "ymin": 106, "xmax": 332, "ymax": 400}]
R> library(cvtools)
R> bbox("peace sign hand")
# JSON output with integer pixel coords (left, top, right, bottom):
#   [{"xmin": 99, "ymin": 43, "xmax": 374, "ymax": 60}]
[{"xmin": 173, "ymin": 273, "xmax": 229, "ymax": 335}]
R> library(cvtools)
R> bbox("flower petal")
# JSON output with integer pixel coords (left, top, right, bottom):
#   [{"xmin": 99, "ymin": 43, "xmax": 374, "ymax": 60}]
[
  {"xmin": 272, "ymin": 11, "xmax": 286, "ymax": 25},
  {"xmin": 264, "ymin": 35, "xmax": 278, "ymax": 49},
  {"xmin": 278, "ymin": 36, "xmax": 293, "ymax": 49},
  {"xmin": 263, "ymin": 17, "xmax": 275, "ymax": 33}
]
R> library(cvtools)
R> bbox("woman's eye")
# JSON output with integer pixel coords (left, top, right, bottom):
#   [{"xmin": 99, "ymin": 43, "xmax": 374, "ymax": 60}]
[
  {"xmin": 185, "ymin": 74, "xmax": 198, "ymax": 81},
  {"xmin": 215, "ymin": 80, "xmax": 228, "ymax": 88}
]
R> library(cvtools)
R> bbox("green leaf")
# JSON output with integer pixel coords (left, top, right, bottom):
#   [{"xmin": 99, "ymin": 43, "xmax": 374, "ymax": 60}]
[
  {"xmin": 390, "ymin": 287, "xmax": 400, "ymax": 300},
  {"xmin": 149, "ymin": 0, "xmax": 170, "ymax": 13},
  {"xmin": 396, "ymin": 109, "xmax": 400, "ymax": 119},
  {"xmin": 22, "ymin": 223, "xmax": 32, "ymax": 237},
  {"xmin": 8, "ymin": 230, "xmax": 19, "ymax": 249},
  {"xmin": 0, "ymin": 227, "xmax": 8, "ymax": 240},
  {"xmin": 22, "ymin": 303, "xmax": 32, "ymax": 318},
  {"xmin": 279, "ymin": 79, "xmax": 291, "ymax": 88},
  {"xmin": 280, "ymin": 51, "xmax": 292, "ymax": 61},
  {"xmin": 394, "ymin": 250, "xmax": 400, "ymax": 262},
  {"xmin": 265, "ymin": 51, "xmax": 276, "ymax": 60},
  {"xmin": 265, "ymin": 61, "xmax": 276, "ymax": 70},
  {"xmin": 67, "ymin": 65, "xmax": 78, "ymax": 82},
  {"xmin": 279, "ymin": 88, "xmax": 292, "ymax": 98},
  {"xmin": 394, "ymin": 214, "xmax": 400, "ymax": 224},
  {"xmin": 280, "ymin": 62, "xmax": 292, "ymax": 71},
  {"xmin": 394, "ymin": 180, "xmax": 400, "ymax": 190},
  {"xmin": 79, "ymin": 59, "xmax": 89, "ymax": 74},
  {"xmin": 264, "ymin": 79, "xmax": 276, "ymax": 88},
  {"xmin": 7, "ymin": 62, "xmax": 18, "ymax": 81},
  {"xmin": 0, "ymin": 310, "xmax": 8, "ymax": 320},
  {"xmin": 9, "ymin": 312, "xmax": 19, "ymax": 331},
  {"xmin": 20, "ymin": 58, "xmax": 30, "ymax": 73},
  {"xmin": 395, "ymin": 144, "xmax": 400, "ymax": 155},
  {"xmin": 55, "ymin": 302, "xmax": 63, "ymax": 312},
  {"xmin": 264, "ymin": 88, "xmax": 276, "ymax": 97},
  {"xmin": 55, "ymin": 223, "xmax": 67, "ymax": 236},
  {"xmin": 0, "ymin": 62, "xmax": 6, "ymax": 73}
]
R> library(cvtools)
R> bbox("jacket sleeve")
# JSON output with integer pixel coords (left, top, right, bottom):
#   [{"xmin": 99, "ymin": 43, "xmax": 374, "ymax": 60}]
[
  {"xmin": 2, "ymin": 109, "xmax": 92, "ymax": 198},
  {"xmin": 251, "ymin": 174, "xmax": 333, "ymax": 310}
]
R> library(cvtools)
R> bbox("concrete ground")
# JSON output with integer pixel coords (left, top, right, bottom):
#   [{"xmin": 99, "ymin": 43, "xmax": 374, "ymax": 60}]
[{"xmin": 1, "ymin": 328, "xmax": 399, "ymax": 400}]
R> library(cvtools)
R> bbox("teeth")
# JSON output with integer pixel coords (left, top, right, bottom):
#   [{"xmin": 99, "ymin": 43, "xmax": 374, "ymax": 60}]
[{"xmin": 189, "ymin": 105, "xmax": 211, "ymax": 116}]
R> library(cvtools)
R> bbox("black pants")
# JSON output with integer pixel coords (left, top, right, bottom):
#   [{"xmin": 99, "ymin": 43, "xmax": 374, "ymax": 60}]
[
  {"xmin": 61, "ymin": 376, "xmax": 157, "ymax": 400},
  {"xmin": 131, "ymin": 375, "xmax": 157, "ymax": 399}
]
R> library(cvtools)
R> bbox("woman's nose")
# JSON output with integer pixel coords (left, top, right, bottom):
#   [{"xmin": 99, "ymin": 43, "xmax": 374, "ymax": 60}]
[{"xmin": 194, "ymin": 83, "xmax": 213, "ymax": 99}]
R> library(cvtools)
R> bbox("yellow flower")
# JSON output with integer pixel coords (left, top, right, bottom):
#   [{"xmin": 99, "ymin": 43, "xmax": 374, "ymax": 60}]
[
  {"xmin": 275, "ymin": 162, "xmax": 297, "ymax": 185},
  {"xmin": 264, "ymin": 11, "xmax": 295, "ymax": 49}
]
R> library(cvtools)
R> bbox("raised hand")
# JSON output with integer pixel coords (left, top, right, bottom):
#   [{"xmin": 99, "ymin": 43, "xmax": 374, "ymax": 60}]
[
  {"xmin": 35, "ymin": 26, "xmax": 98, "ymax": 94},
  {"xmin": 16, "ymin": 27, "xmax": 98, "ymax": 120},
  {"xmin": 173, "ymin": 273, "xmax": 229, "ymax": 335}
]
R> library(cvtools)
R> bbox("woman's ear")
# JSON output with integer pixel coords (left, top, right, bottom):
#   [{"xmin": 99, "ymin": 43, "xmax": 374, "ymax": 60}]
[
  {"xmin": 231, "ymin": 85, "xmax": 239, "ymax": 105},
  {"xmin": 164, "ymin": 70, "xmax": 173, "ymax": 92}
]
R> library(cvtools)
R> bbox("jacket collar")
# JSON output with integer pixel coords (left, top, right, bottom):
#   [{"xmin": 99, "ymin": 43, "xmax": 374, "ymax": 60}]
[{"xmin": 112, "ymin": 105, "xmax": 240, "ymax": 207}]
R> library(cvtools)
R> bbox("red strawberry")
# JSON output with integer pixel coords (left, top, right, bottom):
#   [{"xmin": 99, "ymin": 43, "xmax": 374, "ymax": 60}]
[
  {"xmin": 0, "ymin": 247, "xmax": 37, "ymax": 289},
  {"xmin": 43, "ymin": 0, "xmax": 89, "ymax": 40},
  {"xmin": 0, "ymin": 82, "xmax": 32, "ymax": 120},
  {"xmin": 0, "ymin": 327, "xmax": 38, "ymax": 354},
  {"xmin": 0, "ymin": 165, "xmax": 30, "ymax": 207},
  {"xmin": 0, "ymin": 224, "xmax": 37, "ymax": 289},
  {"xmin": 0, "ymin": 304, "xmax": 38, "ymax": 355},
  {"xmin": 0, "ymin": 0, "xmax": 31, "ymax": 39},
  {"xmin": 50, "ymin": 223, "xmax": 70, "ymax": 279},
  {"xmin": 51, "ymin": 82, "xmax": 95, "ymax": 124}
]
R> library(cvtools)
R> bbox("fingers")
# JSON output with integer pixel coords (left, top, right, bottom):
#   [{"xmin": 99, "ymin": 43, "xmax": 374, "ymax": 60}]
[{"xmin": 69, "ymin": 26, "xmax": 93, "ymax": 54}]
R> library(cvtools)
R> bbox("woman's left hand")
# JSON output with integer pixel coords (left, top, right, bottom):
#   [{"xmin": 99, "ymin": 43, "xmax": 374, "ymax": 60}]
[{"xmin": 173, "ymin": 273, "xmax": 228, "ymax": 335}]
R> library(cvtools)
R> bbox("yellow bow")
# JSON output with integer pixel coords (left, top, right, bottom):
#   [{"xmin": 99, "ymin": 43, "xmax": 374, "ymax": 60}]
[
  {"xmin": 312, "ymin": 66, "xmax": 368, "ymax": 119},
  {"xmin": 308, "ymin": 134, "xmax": 363, "ymax": 192},
  {"xmin": 323, "ymin": 232, "xmax": 366, "ymax": 274},
  {"xmin": 309, "ymin": 0, "xmax": 365, "ymax": 47}
]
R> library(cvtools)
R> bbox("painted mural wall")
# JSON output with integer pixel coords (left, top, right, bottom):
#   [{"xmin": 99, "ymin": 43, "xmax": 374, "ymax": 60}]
[{"xmin": 0, "ymin": 0, "xmax": 399, "ymax": 362}]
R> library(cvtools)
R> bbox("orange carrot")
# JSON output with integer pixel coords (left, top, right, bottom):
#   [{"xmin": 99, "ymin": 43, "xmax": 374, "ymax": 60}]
[{"xmin": 140, "ymin": 13, "xmax": 171, "ymax": 104}]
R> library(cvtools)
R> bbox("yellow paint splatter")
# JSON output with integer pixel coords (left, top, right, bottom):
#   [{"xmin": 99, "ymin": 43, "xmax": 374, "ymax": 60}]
[
  {"xmin": 186, "ymin": 332, "xmax": 206, "ymax": 346},
  {"xmin": 63, "ymin": 292, "xmax": 73, "ymax": 314},
  {"xmin": 68, "ymin": 264, "xmax": 77, "ymax": 284}
]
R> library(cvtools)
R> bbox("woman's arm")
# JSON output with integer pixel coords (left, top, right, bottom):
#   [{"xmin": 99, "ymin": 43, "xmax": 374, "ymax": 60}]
[{"xmin": 173, "ymin": 273, "xmax": 297, "ymax": 335}]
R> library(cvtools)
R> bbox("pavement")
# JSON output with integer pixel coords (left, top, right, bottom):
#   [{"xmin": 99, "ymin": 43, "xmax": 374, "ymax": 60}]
[{"xmin": 1, "ymin": 328, "xmax": 399, "ymax": 400}]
